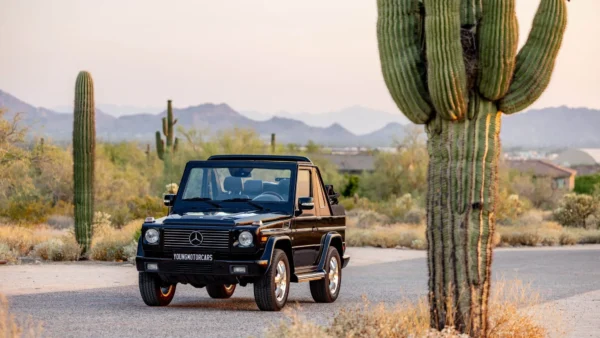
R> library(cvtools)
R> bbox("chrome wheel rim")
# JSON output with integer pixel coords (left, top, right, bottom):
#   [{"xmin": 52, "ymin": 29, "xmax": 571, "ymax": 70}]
[
  {"xmin": 274, "ymin": 260, "xmax": 287, "ymax": 302},
  {"xmin": 329, "ymin": 256, "xmax": 339, "ymax": 295},
  {"xmin": 160, "ymin": 285, "xmax": 173, "ymax": 296}
]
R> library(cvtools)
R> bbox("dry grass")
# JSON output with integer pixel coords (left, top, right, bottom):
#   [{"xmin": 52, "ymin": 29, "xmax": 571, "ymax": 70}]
[
  {"xmin": 497, "ymin": 221, "xmax": 600, "ymax": 247},
  {"xmin": 0, "ymin": 294, "xmax": 42, "ymax": 338},
  {"xmin": 267, "ymin": 280, "xmax": 551, "ymax": 338},
  {"xmin": 0, "ymin": 225, "xmax": 61, "ymax": 257},
  {"xmin": 89, "ymin": 219, "xmax": 141, "ymax": 262},
  {"xmin": 347, "ymin": 209, "xmax": 600, "ymax": 249}
]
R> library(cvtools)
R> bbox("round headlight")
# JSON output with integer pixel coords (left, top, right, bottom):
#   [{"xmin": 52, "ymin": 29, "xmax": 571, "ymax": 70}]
[
  {"xmin": 145, "ymin": 229, "xmax": 160, "ymax": 244},
  {"xmin": 238, "ymin": 231, "xmax": 253, "ymax": 247}
]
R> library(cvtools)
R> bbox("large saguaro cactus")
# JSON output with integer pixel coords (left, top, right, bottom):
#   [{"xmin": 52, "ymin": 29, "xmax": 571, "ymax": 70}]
[
  {"xmin": 73, "ymin": 71, "xmax": 96, "ymax": 254},
  {"xmin": 155, "ymin": 100, "xmax": 179, "ymax": 177},
  {"xmin": 377, "ymin": 0, "xmax": 567, "ymax": 335}
]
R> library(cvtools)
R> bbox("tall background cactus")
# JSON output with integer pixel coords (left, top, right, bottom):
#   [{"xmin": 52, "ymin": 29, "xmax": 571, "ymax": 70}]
[
  {"xmin": 377, "ymin": 0, "xmax": 567, "ymax": 335},
  {"xmin": 155, "ymin": 100, "xmax": 179, "ymax": 179},
  {"xmin": 73, "ymin": 71, "xmax": 96, "ymax": 254}
]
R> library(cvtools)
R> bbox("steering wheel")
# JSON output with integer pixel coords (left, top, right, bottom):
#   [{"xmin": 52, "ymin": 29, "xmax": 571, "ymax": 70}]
[{"xmin": 253, "ymin": 191, "xmax": 284, "ymax": 201}]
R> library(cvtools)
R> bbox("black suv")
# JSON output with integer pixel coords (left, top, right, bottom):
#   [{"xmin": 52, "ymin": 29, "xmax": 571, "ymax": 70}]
[{"xmin": 136, "ymin": 155, "xmax": 349, "ymax": 311}]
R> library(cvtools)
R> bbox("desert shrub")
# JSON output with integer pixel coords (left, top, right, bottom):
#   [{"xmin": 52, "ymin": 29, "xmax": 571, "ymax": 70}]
[
  {"xmin": 558, "ymin": 232, "xmax": 578, "ymax": 245},
  {"xmin": 354, "ymin": 210, "xmax": 390, "ymax": 228},
  {"xmin": 3, "ymin": 197, "xmax": 52, "ymax": 224},
  {"xmin": 0, "ymin": 243, "xmax": 18, "ymax": 263},
  {"xmin": 497, "ymin": 195, "xmax": 531, "ymax": 225},
  {"xmin": 33, "ymin": 236, "xmax": 80, "ymax": 261},
  {"xmin": 404, "ymin": 208, "xmax": 426, "ymax": 225},
  {"xmin": 497, "ymin": 222, "xmax": 563, "ymax": 247},
  {"xmin": 553, "ymin": 193, "xmax": 599, "ymax": 228},
  {"xmin": 341, "ymin": 175, "xmax": 360, "ymax": 198},
  {"xmin": 90, "ymin": 236, "xmax": 136, "ymax": 261},
  {"xmin": 0, "ymin": 293, "xmax": 43, "ymax": 338},
  {"xmin": 90, "ymin": 219, "xmax": 141, "ymax": 261},
  {"xmin": 267, "ymin": 280, "xmax": 546, "ymax": 338},
  {"xmin": 577, "ymin": 231, "xmax": 600, "ymax": 244},
  {"xmin": 128, "ymin": 195, "xmax": 166, "ymax": 220},
  {"xmin": 46, "ymin": 215, "xmax": 74, "ymax": 230}
]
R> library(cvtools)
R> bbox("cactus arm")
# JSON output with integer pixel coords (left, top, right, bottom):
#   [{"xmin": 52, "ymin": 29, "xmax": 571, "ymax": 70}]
[
  {"xmin": 376, "ymin": 0, "xmax": 433, "ymax": 125},
  {"xmin": 73, "ymin": 71, "xmax": 96, "ymax": 254},
  {"xmin": 162, "ymin": 117, "xmax": 168, "ymax": 137},
  {"xmin": 424, "ymin": 0, "xmax": 468, "ymax": 121},
  {"xmin": 155, "ymin": 131, "xmax": 164, "ymax": 160},
  {"xmin": 477, "ymin": 0, "xmax": 518, "ymax": 101},
  {"xmin": 461, "ymin": 0, "xmax": 482, "ymax": 27},
  {"xmin": 499, "ymin": 0, "xmax": 567, "ymax": 114}
]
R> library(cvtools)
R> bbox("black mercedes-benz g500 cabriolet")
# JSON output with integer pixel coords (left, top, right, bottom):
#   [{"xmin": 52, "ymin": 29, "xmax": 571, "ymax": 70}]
[{"xmin": 136, "ymin": 155, "xmax": 349, "ymax": 311}]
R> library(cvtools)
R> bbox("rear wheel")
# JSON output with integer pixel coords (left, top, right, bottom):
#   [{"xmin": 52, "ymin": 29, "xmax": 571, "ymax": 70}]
[
  {"xmin": 254, "ymin": 249, "xmax": 290, "ymax": 311},
  {"xmin": 310, "ymin": 247, "xmax": 341, "ymax": 303},
  {"xmin": 206, "ymin": 284, "xmax": 236, "ymax": 299},
  {"xmin": 139, "ymin": 272, "xmax": 176, "ymax": 306}
]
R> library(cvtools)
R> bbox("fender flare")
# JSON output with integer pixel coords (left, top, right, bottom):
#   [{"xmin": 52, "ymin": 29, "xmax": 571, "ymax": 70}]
[
  {"xmin": 316, "ymin": 232, "xmax": 350, "ymax": 271},
  {"xmin": 258, "ymin": 235, "xmax": 292, "ymax": 273}
]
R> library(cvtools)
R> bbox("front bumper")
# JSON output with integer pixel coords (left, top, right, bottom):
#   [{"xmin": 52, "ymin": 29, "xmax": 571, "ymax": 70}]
[{"xmin": 136, "ymin": 256, "xmax": 267, "ymax": 276}]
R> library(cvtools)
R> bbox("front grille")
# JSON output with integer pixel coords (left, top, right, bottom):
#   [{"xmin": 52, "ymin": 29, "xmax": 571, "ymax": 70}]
[
  {"xmin": 158, "ymin": 261, "xmax": 212, "ymax": 274},
  {"xmin": 163, "ymin": 228, "xmax": 230, "ymax": 250}
]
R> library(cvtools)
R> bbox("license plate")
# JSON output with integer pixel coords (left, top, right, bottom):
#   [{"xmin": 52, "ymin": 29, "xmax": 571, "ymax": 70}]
[{"xmin": 173, "ymin": 253, "xmax": 213, "ymax": 261}]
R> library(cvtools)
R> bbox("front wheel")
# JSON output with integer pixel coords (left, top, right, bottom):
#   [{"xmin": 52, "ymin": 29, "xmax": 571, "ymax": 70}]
[
  {"xmin": 206, "ymin": 284, "xmax": 236, "ymax": 299},
  {"xmin": 310, "ymin": 247, "xmax": 341, "ymax": 303},
  {"xmin": 139, "ymin": 272, "xmax": 176, "ymax": 306},
  {"xmin": 253, "ymin": 249, "xmax": 290, "ymax": 311}
]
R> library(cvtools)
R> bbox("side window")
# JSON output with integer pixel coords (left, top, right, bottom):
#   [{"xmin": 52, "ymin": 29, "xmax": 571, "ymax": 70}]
[{"xmin": 296, "ymin": 169, "xmax": 312, "ymax": 206}]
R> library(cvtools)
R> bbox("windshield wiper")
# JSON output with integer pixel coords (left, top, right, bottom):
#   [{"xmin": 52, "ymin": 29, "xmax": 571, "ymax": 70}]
[
  {"xmin": 221, "ymin": 198, "xmax": 266, "ymax": 211},
  {"xmin": 181, "ymin": 197, "xmax": 221, "ymax": 209}
]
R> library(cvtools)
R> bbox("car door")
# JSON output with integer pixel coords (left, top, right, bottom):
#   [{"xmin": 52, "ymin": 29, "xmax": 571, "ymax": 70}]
[{"xmin": 292, "ymin": 168, "xmax": 318, "ymax": 267}]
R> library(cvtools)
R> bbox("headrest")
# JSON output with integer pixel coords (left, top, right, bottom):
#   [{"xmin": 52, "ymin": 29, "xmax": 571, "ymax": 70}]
[
  {"xmin": 223, "ymin": 176, "xmax": 243, "ymax": 192},
  {"xmin": 278, "ymin": 178, "xmax": 291, "ymax": 194},
  {"xmin": 244, "ymin": 180, "xmax": 263, "ymax": 195}
]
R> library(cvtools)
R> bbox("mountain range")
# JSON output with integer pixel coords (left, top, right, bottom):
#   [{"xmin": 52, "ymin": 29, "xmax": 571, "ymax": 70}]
[{"xmin": 1, "ymin": 89, "xmax": 599, "ymax": 149}]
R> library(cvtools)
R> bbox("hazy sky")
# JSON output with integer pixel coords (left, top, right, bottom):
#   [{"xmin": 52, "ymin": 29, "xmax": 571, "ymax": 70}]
[{"xmin": 1, "ymin": 0, "xmax": 599, "ymax": 115}]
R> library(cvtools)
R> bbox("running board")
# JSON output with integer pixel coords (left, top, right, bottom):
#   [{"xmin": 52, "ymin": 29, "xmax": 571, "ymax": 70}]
[{"xmin": 295, "ymin": 271, "xmax": 325, "ymax": 282}]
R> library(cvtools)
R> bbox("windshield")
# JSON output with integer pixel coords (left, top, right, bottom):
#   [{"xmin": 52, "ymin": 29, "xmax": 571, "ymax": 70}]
[{"xmin": 181, "ymin": 167, "xmax": 292, "ymax": 203}]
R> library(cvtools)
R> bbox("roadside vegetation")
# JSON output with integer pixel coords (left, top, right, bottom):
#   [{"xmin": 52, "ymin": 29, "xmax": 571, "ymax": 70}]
[
  {"xmin": 0, "ymin": 294, "xmax": 42, "ymax": 338},
  {"xmin": 1, "ymin": 112, "xmax": 599, "ymax": 263},
  {"xmin": 267, "ymin": 280, "xmax": 555, "ymax": 338}
]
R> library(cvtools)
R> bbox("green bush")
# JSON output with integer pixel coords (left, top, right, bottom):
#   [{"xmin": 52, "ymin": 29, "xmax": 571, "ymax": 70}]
[{"xmin": 574, "ymin": 174, "xmax": 600, "ymax": 195}]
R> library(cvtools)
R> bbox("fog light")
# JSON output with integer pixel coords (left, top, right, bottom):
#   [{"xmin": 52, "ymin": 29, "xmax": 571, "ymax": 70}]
[
  {"xmin": 146, "ymin": 263, "xmax": 159, "ymax": 271},
  {"xmin": 231, "ymin": 266, "xmax": 248, "ymax": 274}
]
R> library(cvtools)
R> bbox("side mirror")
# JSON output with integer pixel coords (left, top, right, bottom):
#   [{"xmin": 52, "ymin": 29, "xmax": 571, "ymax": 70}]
[
  {"xmin": 163, "ymin": 194, "xmax": 176, "ymax": 207},
  {"xmin": 298, "ymin": 197, "xmax": 314, "ymax": 210}
]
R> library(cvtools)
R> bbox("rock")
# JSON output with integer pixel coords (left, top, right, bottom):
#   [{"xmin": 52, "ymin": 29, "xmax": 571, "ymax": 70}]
[{"xmin": 0, "ymin": 260, "xmax": 7, "ymax": 265}]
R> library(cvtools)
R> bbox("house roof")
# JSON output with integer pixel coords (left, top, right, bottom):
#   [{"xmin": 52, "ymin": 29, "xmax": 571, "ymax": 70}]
[
  {"xmin": 577, "ymin": 149, "xmax": 600, "ymax": 164},
  {"xmin": 506, "ymin": 159, "xmax": 576, "ymax": 178},
  {"xmin": 319, "ymin": 154, "xmax": 375, "ymax": 172}
]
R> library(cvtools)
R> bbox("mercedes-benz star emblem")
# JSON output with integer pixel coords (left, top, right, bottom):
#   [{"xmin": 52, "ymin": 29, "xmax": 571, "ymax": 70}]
[{"xmin": 189, "ymin": 231, "xmax": 203, "ymax": 246}]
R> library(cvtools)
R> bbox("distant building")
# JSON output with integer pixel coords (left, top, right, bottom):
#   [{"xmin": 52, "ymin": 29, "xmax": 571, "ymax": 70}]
[
  {"xmin": 319, "ymin": 154, "xmax": 375, "ymax": 174},
  {"xmin": 506, "ymin": 159, "xmax": 577, "ymax": 190},
  {"xmin": 553, "ymin": 148, "xmax": 600, "ymax": 176}
]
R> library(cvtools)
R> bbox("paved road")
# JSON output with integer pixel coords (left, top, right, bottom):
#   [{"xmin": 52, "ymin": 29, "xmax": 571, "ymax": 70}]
[{"xmin": 7, "ymin": 247, "xmax": 600, "ymax": 338}]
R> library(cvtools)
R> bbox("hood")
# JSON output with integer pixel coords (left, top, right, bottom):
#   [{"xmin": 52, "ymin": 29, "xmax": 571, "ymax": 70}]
[{"xmin": 158, "ymin": 209, "xmax": 291, "ymax": 226}]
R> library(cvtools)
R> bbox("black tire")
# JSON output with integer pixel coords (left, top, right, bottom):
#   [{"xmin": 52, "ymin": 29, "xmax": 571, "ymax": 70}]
[
  {"xmin": 310, "ymin": 247, "xmax": 342, "ymax": 303},
  {"xmin": 206, "ymin": 284, "xmax": 236, "ymax": 299},
  {"xmin": 139, "ymin": 272, "xmax": 176, "ymax": 306},
  {"xmin": 253, "ymin": 249, "xmax": 290, "ymax": 311}
]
